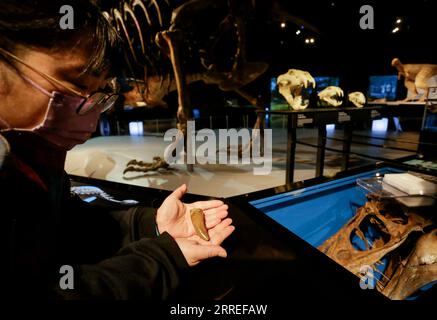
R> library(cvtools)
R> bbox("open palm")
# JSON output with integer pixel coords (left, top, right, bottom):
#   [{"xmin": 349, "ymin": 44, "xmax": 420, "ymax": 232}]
[{"xmin": 156, "ymin": 184, "xmax": 229, "ymax": 239}]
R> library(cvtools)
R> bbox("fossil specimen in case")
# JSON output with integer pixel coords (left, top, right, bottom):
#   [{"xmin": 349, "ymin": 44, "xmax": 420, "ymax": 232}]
[{"xmin": 319, "ymin": 197, "xmax": 436, "ymax": 299}]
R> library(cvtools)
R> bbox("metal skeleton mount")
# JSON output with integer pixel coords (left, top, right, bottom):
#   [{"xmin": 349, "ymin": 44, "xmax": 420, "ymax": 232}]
[
  {"xmin": 319, "ymin": 196, "xmax": 437, "ymax": 300},
  {"xmin": 104, "ymin": 0, "xmax": 269, "ymax": 175}
]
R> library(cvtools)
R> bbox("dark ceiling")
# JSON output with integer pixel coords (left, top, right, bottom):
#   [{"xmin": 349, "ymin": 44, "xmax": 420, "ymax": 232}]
[
  {"xmin": 244, "ymin": 0, "xmax": 437, "ymax": 91},
  {"xmin": 105, "ymin": 0, "xmax": 437, "ymax": 108}
]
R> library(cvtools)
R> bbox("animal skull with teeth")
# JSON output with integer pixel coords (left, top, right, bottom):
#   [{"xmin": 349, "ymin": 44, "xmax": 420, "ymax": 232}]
[
  {"xmin": 348, "ymin": 91, "xmax": 366, "ymax": 108},
  {"xmin": 318, "ymin": 86, "xmax": 344, "ymax": 107},
  {"xmin": 277, "ymin": 69, "xmax": 315, "ymax": 110}
]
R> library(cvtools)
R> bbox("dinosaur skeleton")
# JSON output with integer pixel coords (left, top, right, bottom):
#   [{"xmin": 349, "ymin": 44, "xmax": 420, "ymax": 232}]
[
  {"xmin": 392, "ymin": 58, "xmax": 437, "ymax": 101},
  {"xmin": 318, "ymin": 86, "xmax": 344, "ymax": 107},
  {"xmin": 104, "ymin": 0, "xmax": 272, "ymax": 173},
  {"xmin": 319, "ymin": 198, "xmax": 436, "ymax": 299},
  {"xmin": 277, "ymin": 69, "xmax": 315, "ymax": 110},
  {"xmin": 105, "ymin": 0, "xmax": 322, "ymax": 174}
]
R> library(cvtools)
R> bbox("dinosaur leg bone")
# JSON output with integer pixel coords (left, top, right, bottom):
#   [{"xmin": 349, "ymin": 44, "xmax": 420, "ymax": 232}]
[{"xmin": 157, "ymin": 29, "xmax": 194, "ymax": 172}]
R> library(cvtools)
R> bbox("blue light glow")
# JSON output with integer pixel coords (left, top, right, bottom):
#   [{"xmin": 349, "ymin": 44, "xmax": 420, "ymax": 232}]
[
  {"xmin": 372, "ymin": 118, "xmax": 389, "ymax": 133},
  {"xmin": 129, "ymin": 121, "xmax": 144, "ymax": 136}
]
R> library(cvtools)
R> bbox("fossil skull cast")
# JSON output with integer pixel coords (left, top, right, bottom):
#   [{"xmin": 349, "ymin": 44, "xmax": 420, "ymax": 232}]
[
  {"xmin": 277, "ymin": 69, "xmax": 315, "ymax": 110},
  {"xmin": 382, "ymin": 229, "xmax": 437, "ymax": 300},
  {"xmin": 318, "ymin": 86, "xmax": 344, "ymax": 107},
  {"xmin": 319, "ymin": 200, "xmax": 433, "ymax": 277},
  {"xmin": 348, "ymin": 92, "xmax": 366, "ymax": 108}
]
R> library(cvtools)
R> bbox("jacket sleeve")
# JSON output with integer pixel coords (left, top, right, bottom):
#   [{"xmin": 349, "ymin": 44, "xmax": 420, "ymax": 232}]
[
  {"xmin": 52, "ymin": 232, "xmax": 189, "ymax": 300},
  {"xmin": 109, "ymin": 206, "xmax": 160, "ymax": 247},
  {"xmin": 68, "ymin": 189, "xmax": 160, "ymax": 246}
]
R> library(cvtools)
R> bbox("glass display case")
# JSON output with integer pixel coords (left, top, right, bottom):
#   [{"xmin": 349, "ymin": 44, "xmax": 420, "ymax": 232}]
[{"xmin": 228, "ymin": 163, "xmax": 437, "ymax": 300}]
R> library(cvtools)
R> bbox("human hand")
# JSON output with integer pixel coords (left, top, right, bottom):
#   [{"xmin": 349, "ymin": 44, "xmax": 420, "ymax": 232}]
[
  {"xmin": 156, "ymin": 184, "xmax": 229, "ymax": 239},
  {"xmin": 175, "ymin": 218, "xmax": 235, "ymax": 266}
]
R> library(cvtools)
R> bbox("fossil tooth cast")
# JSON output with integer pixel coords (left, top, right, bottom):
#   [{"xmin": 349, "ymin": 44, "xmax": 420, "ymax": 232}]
[{"xmin": 190, "ymin": 208, "xmax": 210, "ymax": 241}]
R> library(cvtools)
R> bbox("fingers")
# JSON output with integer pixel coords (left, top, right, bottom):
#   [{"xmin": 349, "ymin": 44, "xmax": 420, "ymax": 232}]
[
  {"xmin": 209, "ymin": 218, "xmax": 235, "ymax": 245},
  {"xmin": 206, "ymin": 218, "xmax": 221, "ymax": 229},
  {"xmin": 203, "ymin": 245, "xmax": 227, "ymax": 259},
  {"xmin": 192, "ymin": 199, "xmax": 224, "ymax": 210},
  {"xmin": 176, "ymin": 218, "xmax": 235, "ymax": 266},
  {"xmin": 175, "ymin": 238, "xmax": 227, "ymax": 267},
  {"xmin": 171, "ymin": 184, "xmax": 187, "ymax": 199},
  {"xmin": 204, "ymin": 204, "xmax": 228, "ymax": 216},
  {"xmin": 187, "ymin": 218, "xmax": 235, "ymax": 246},
  {"xmin": 204, "ymin": 205, "xmax": 229, "ymax": 228}
]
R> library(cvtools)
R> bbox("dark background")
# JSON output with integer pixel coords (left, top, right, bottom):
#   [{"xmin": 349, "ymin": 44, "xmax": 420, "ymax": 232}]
[
  {"xmin": 179, "ymin": 0, "xmax": 436, "ymax": 114},
  {"xmin": 111, "ymin": 0, "xmax": 437, "ymax": 117}
]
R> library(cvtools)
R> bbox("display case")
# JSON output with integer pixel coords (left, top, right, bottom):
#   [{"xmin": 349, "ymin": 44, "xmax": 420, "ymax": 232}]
[
  {"xmin": 69, "ymin": 162, "xmax": 437, "ymax": 301},
  {"xmin": 227, "ymin": 162, "xmax": 437, "ymax": 300}
]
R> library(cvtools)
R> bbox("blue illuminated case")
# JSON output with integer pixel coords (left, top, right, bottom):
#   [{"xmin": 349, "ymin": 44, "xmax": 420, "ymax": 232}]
[{"xmin": 228, "ymin": 163, "xmax": 437, "ymax": 300}]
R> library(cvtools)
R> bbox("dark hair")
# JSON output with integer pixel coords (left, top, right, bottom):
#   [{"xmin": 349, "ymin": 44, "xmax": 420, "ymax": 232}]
[{"xmin": 0, "ymin": 0, "xmax": 120, "ymax": 74}]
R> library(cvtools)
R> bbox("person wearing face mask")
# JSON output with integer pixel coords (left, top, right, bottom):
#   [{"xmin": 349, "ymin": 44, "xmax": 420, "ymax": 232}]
[{"xmin": 0, "ymin": 0, "xmax": 234, "ymax": 300}]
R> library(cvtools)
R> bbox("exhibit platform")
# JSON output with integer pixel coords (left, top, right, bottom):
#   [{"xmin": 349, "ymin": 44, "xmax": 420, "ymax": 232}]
[{"xmin": 66, "ymin": 129, "xmax": 417, "ymax": 197}]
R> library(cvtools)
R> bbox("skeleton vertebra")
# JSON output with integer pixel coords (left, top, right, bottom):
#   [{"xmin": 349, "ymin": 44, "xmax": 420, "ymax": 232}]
[
  {"xmin": 277, "ymin": 69, "xmax": 315, "ymax": 110},
  {"xmin": 348, "ymin": 91, "xmax": 366, "ymax": 108},
  {"xmin": 318, "ymin": 86, "xmax": 344, "ymax": 107},
  {"xmin": 382, "ymin": 229, "xmax": 437, "ymax": 300}
]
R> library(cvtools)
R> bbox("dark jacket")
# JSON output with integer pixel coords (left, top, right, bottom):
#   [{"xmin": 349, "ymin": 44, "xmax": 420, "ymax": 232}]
[{"xmin": 1, "ymin": 131, "xmax": 188, "ymax": 300}]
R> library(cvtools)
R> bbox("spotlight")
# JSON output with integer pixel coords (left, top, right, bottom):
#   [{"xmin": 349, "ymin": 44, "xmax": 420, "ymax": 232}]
[
  {"xmin": 392, "ymin": 27, "xmax": 400, "ymax": 33},
  {"xmin": 296, "ymin": 30, "xmax": 301, "ymax": 35},
  {"xmin": 280, "ymin": 22, "xmax": 286, "ymax": 28},
  {"xmin": 396, "ymin": 18, "xmax": 402, "ymax": 24},
  {"xmin": 305, "ymin": 38, "xmax": 315, "ymax": 44}
]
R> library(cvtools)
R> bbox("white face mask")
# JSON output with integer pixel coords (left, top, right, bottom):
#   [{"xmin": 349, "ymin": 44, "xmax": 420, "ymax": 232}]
[{"xmin": 0, "ymin": 75, "xmax": 103, "ymax": 151}]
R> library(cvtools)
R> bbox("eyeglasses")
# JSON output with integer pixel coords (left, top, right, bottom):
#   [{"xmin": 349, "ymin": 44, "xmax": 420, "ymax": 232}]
[
  {"xmin": 75, "ymin": 91, "xmax": 120, "ymax": 115},
  {"xmin": 0, "ymin": 47, "xmax": 120, "ymax": 115}
]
